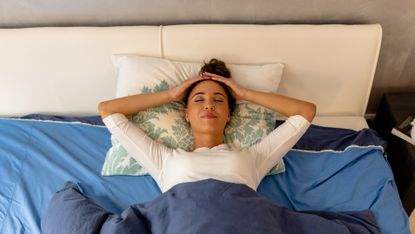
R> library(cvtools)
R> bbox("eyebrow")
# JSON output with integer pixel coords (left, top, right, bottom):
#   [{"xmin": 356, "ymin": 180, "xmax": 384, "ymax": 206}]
[{"xmin": 192, "ymin": 92, "xmax": 226, "ymax": 98}]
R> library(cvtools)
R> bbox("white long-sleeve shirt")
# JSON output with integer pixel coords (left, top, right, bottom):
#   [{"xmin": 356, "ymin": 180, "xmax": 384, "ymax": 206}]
[{"xmin": 103, "ymin": 113, "xmax": 310, "ymax": 193}]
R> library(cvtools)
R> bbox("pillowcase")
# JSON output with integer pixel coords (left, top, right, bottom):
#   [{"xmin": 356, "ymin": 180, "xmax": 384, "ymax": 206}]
[{"xmin": 101, "ymin": 55, "xmax": 285, "ymax": 176}]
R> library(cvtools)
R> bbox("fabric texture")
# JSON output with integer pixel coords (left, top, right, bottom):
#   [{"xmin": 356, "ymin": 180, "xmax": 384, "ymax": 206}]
[
  {"xmin": 103, "ymin": 113, "xmax": 310, "ymax": 192},
  {"xmin": 42, "ymin": 179, "xmax": 381, "ymax": 234},
  {"xmin": 41, "ymin": 182, "xmax": 151, "ymax": 234},
  {"xmin": 0, "ymin": 116, "xmax": 409, "ymax": 234},
  {"xmin": 102, "ymin": 54, "xmax": 286, "ymax": 177},
  {"xmin": 18, "ymin": 114, "xmax": 105, "ymax": 126}
]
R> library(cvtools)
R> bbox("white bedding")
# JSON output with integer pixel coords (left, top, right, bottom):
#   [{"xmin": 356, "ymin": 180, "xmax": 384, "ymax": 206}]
[
  {"xmin": 277, "ymin": 116, "xmax": 369, "ymax": 131},
  {"xmin": 312, "ymin": 116, "xmax": 369, "ymax": 130}
]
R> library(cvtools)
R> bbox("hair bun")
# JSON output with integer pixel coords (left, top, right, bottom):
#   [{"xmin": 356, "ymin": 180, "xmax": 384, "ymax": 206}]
[{"xmin": 200, "ymin": 58, "xmax": 231, "ymax": 78}]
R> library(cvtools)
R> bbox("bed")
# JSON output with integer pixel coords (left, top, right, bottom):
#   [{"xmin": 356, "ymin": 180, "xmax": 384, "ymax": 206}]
[{"xmin": 0, "ymin": 24, "xmax": 410, "ymax": 233}]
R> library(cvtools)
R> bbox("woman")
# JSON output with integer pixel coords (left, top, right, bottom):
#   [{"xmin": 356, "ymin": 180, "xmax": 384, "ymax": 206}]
[
  {"xmin": 98, "ymin": 58, "xmax": 316, "ymax": 193},
  {"xmin": 42, "ymin": 59, "xmax": 381, "ymax": 234}
]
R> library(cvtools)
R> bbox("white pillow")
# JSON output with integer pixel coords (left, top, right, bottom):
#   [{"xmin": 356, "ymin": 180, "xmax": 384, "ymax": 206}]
[
  {"xmin": 101, "ymin": 55, "xmax": 285, "ymax": 176},
  {"xmin": 113, "ymin": 55, "xmax": 283, "ymax": 104}
]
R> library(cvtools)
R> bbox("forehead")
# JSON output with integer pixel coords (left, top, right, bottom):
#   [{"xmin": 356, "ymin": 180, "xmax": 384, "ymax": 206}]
[{"xmin": 190, "ymin": 80, "xmax": 227, "ymax": 96}]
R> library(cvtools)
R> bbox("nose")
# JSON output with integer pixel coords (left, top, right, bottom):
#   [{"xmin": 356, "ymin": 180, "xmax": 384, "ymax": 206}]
[{"xmin": 204, "ymin": 103, "xmax": 215, "ymax": 110}]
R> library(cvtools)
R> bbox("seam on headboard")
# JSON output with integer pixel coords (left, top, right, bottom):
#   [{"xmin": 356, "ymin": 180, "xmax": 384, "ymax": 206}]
[
  {"xmin": 362, "ymin": 24, "xmax": 383, "ymax": 116},
  {"xmin": 159, "ymin": 25, "xmax": 164, "ymax": 59}
]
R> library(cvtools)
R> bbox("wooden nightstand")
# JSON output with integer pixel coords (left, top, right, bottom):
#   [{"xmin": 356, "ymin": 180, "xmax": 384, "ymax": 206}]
[{"xmin": 371, "ymin": 92, "xmax": 415, "ymax": 215}]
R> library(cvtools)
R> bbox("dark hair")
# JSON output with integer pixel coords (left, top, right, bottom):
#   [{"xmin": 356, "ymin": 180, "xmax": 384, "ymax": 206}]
[
  {"xmin": 199, "ymin": 58, "xmax": 231, "ymax": 78},
  {"xmin": 184, "ymin": 58, "xmax": 236, "ymax": 113}
]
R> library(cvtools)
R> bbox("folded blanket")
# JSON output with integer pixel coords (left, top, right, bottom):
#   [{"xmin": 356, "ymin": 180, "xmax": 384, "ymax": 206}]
[{"xmin": 42, "ymin": 179, "xmax": 380, "ymax": 234}]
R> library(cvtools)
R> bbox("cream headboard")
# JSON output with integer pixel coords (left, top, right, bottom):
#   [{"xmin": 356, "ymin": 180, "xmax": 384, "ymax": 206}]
[{"xmin": 0, "ymin": 24, "xmax": 381, "ymax": 118}]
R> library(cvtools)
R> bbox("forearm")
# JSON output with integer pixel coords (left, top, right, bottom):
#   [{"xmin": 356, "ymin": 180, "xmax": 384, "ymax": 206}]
[
  {"xmin": 98, "ymin": 90, "xmax": 172, "ymax": 118},
  {"xmin": 98, "ymin": 75, "xmax": 208, "ymax": 119},
  {"xmin": 243, "ymin": 89, "xmax": 316, "ymax": 122},
  {"xmin": 204, "ymin": 72, "xmax": 316, "ymax": 122}
]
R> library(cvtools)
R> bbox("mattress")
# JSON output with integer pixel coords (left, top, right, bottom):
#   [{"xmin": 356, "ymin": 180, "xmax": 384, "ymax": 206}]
[
  {"xmin": 312, "ymin": 116, "xmax": 369, "ymax": 131},
  {"xmin": 276, "ymin": 115, "xmax": 369, "ymax": 131}
]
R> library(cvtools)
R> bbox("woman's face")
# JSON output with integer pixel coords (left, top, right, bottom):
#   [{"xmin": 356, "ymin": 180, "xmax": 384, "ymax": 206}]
[{"xmin": 184, "ymin": 80, "xmax": 231, "ymax": 135}]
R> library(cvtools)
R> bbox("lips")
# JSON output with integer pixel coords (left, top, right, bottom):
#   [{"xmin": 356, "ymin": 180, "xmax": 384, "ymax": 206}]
[{"xmin": 200, "ymin": 112, "xmax": 217, "ymax": 119}]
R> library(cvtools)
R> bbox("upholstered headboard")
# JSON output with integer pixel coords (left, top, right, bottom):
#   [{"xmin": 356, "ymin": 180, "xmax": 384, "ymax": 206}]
[{"xmin": 0, "ymin": 24, "xmax": 381, "ymax": 126}]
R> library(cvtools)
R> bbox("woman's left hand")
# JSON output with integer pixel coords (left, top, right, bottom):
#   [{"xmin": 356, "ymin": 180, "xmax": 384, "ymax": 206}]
[{"xmin": 202, "ymin": 72, "xmax": 248, "ymax": 100}]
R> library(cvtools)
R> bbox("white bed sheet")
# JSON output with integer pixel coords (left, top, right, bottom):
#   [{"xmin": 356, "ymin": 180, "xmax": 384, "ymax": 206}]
[{"xmin": 277, "ymin": 116, "xmax": 369, "ymax": 131}]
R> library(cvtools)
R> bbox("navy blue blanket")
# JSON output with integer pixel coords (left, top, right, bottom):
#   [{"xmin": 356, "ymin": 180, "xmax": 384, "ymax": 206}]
[{"xmin": 42, "ymin": 179, "xmax": 380, "ymax": 234}]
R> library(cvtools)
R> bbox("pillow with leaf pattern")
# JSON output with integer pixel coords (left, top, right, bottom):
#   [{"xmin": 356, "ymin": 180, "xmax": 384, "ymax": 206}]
[{"xmin": 101, "ymin": 55, "xmax": 285, "ymax": 176}]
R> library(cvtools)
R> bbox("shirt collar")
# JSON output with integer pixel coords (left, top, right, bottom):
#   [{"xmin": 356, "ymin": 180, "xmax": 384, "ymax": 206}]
[{"xmin": 193, "ymin": 144, "xmax": 229, "ymax": 152}]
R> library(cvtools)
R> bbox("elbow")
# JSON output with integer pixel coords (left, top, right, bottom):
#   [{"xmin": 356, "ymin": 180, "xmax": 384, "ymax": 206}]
[
  {"xmin": 300, "ymin": 103, "xmax": 317, "ymax": 123},
  {"xmin": 98, "ymin": 101, "xmax": 112, "ymax": 119}
]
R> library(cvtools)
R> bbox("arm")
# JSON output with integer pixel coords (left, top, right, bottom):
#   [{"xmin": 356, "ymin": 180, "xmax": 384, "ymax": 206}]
[
  {"xmin": 203, "ymin": 72, "xmax": 317, "ymax": 123},
  {"xmin": 202, "ymin": 72, "xmax": 314, "ymax": 179},
  {"xmin": 243, "ymin": 90, "xmax": 317, "ymax": 123},
  {"xmin": 246, "ymin": 115, "xmax": 310, "ymax": 180},
  {"xmin": 98, "ymin": 75, "xmax": 208, "ymax": 181},
  {"xmin": 103, "ymin": 113, "xmax": 169, "ymax": 180},
  {"xmin": 98, "ymin": 75, "xmax": 207, "ymax": 119},
  {"xmin": 98, "ymin": 90, "xmax": 172, "ymax": 118}
]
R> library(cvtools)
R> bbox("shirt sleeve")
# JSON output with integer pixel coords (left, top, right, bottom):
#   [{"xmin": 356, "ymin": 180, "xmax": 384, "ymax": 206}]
[
  {"xmin": 102, "ymin": 113, "xmax": 171, "ymax": 180},
  {"xmin": 246, "ymin": 114, "xmax": 311, "ymax": 180}
]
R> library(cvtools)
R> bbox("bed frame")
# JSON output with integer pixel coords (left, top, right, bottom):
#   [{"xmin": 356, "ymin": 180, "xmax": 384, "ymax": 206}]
[
  {"xmin": 2, "ymin": 24, "xmax": 412, "ymax": 234},
  {"xmin": 0, "ymin": 24, "xmax": 382, "ymax": 130}
]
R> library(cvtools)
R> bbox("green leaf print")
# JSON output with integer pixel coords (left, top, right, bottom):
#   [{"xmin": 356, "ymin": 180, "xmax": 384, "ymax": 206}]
[{"xmin": 103, "ymin": 81, "xmax": 285, "ymax": 177}]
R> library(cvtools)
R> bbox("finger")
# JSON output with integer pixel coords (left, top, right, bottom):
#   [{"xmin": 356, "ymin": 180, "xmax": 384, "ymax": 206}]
[
  {"xmin": 203, "ymin": 72, "xmax": 223, "ymax": 78},
  {"xmin": 210, "ymin": 76, "xmax": 229, "ymax": 84},
  {"xmin": 183, "ymin": 75, "xmax": 205, "ymax": 88},
  {"xmin": 187, "ymin": 75, "xmax": 204, "ymax": 83},
  {"xmin": 191, "ymin": 75, "xmax": 204, "ymax": 80},
  {"xmin": 180, "ymin": 78, "xmax": 197, "ymax": 89},
  {"xmin": 201, "ymin": 73, "xmax": 212, "ymax": 79}
]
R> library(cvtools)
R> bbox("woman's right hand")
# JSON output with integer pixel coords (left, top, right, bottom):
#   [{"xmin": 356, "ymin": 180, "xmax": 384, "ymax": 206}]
[
  {"xmin": 169, "ymin": 75, "xmax": 207, "ymax": 102},
  {"xmin": 99, "ymin": 76, "xmax": 208, "ymax": 118}
]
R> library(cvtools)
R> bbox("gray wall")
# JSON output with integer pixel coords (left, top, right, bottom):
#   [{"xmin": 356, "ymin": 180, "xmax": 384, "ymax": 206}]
[{"xmin": 1, "ymin": 0, "xmax": 414, "ymax": 116}]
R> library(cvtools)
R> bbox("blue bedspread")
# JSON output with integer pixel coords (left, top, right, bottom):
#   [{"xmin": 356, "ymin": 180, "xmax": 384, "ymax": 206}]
[
  {"xmin": 42, "ymin": 179, "xmax": 380, "ymax": 234},
  {"xmin": 0, "ymin": 116, "xmax": 410, "ymax": 234}
]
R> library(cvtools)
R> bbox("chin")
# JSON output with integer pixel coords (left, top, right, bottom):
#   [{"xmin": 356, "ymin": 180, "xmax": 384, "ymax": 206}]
[{"xmin": 193, "ymin": 125, "xmax": 225, "ymax": 135}]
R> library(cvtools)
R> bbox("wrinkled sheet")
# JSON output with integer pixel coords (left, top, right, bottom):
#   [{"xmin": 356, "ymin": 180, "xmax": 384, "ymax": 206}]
[
  {"xmin": 42, "ymin": 179, "xmax": 380, "ymax": 234},
  {"xmin": 0, "ymin": 116, "xmax": 410, "ymax": 234}
]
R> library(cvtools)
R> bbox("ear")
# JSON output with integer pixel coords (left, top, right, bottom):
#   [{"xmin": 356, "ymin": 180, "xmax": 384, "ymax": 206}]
[{"xmin": 184, "ymin": 108, "xmax": 189, "ymax": 122}]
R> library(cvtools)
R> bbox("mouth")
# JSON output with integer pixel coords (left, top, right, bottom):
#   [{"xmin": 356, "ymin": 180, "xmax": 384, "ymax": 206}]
[{"xmin": 200, "ymin": 112, "xmax": 217, "ymax": 119}]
